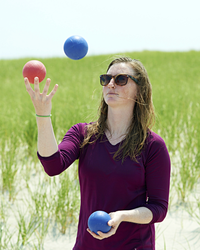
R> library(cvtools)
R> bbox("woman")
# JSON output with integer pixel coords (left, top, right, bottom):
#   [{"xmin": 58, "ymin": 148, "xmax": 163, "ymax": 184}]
[{"xmin": 24, "ymin": 56, "xmax": 170, "ymax": 250}]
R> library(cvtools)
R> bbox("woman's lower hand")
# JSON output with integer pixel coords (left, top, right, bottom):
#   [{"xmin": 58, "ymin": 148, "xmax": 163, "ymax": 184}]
[
  {"xmin": 87, "ymin": 211, "xmax": 123, "ymax": 240},
  {"xmin": 24, "ymin": 76, "xmax": 58, "ymax": 115}
]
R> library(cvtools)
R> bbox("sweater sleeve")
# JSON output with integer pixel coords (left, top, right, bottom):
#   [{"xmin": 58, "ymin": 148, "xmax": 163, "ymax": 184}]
[
  {"xmin": 143, "ymin": 133, "xmax": 171, "ymax": 224},
  {"xmin": 37, "ymin": 123, "xmax": 86, "ymax": 176}
]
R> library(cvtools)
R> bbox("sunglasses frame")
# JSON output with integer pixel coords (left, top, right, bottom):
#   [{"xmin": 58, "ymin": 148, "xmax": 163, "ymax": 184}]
[{"xmin": 100, "ymin": 74, "xmax": 139, "ymax": 86}]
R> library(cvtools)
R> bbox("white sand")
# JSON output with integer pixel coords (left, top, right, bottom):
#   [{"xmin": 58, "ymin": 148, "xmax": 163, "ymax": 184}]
[{"xmin": 156, "ymin": 208, "xmax": 200, "ymax": 250}]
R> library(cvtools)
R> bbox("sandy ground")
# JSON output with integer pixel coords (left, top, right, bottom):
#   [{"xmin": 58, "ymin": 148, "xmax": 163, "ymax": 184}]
[{"xmin": 155, "ymin": 209, "xmax": 200, "ymax": 250}]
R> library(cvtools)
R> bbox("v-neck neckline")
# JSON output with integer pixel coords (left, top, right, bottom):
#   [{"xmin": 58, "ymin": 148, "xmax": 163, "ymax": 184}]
[{"xmin": 104, "ymin": 133, "xmax": 125, "ymax": 147}]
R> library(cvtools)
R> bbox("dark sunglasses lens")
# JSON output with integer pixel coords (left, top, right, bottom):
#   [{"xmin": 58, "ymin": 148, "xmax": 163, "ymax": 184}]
[
  {"xmin": 115, "ymin": 75, "xmax": 128, "ymax": 86},
  {"xmin": 100, "ymin": 75, "xmax": 111, "ymax": 86}
]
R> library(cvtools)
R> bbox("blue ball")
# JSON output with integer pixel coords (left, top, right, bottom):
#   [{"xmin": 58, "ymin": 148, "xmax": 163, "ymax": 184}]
[
  {"xmin": 88, "ymin": 211, "xmax": 111, "ymax": 235},
  {"xmin": 63, "ymin": 35, "xmax": 88, "ymax": 60}
]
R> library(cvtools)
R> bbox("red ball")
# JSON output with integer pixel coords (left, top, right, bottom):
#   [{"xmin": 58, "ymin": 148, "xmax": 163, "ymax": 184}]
[{"xmin": 22, "ymin": 60, "xmax": 46, "ymax": 84}]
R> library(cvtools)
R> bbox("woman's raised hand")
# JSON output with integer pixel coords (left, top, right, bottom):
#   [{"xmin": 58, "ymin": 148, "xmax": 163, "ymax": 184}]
[{"xmin": 24, "ymin": 77, "xmax": 58, "ymax": 116}]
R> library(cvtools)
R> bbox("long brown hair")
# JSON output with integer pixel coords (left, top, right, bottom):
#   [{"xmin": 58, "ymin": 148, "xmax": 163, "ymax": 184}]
[{"xmin": 81, "ymin": 56, "xmax": 155, "ymax": 161}]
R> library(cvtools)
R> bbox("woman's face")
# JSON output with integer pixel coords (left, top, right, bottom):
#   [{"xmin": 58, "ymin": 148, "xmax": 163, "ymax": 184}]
[{"xmin": 103, "ymin": 63, "xmax": 138, "ymax": 109}]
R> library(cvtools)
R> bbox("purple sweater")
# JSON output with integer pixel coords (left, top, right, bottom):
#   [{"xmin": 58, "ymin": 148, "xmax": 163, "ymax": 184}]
[{"xmin": 38, "ymin": 123, "xmax": 171, "ymax": 250}]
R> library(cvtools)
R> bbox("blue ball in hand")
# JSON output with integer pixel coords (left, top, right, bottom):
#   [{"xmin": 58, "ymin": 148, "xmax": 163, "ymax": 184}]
[{"xmin": 88, "ymin": 211, "xmax": 111, "ymax": 235}]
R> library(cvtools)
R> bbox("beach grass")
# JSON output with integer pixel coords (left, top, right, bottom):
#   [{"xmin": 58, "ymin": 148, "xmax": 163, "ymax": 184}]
[{"xmin": 0, "ymin": 51, "xmax": 200, "ymax": 248}]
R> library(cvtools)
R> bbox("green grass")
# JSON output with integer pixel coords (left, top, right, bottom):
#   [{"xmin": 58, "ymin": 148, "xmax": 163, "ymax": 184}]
[
  {"xmin": 54, "ymin": 168, "xmax": 80, "ymax": 234},
  {"xmin": 0, "ymin": 51, "xmax": 200, "ymax": 248}
]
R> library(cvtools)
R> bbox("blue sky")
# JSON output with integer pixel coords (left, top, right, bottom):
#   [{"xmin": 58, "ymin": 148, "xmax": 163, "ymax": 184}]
[{"xmin": 0, "ymin": 0, "xmax": 200, "ymax": 59}]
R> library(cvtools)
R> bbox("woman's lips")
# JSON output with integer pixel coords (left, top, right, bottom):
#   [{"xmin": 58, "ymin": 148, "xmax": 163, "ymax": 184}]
[{"xmin": 107, "ymin": 92, "xmax": 118, "ymax": 95}]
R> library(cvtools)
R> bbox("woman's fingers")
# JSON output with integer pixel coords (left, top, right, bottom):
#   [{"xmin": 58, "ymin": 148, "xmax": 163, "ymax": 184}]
[
  {"xmin": 34, "ymin": 77, "xmax": 40, "ymax": 94},
  {"xmin": 47, "ymin": 83, "xmax": 59, "ymax": 99},
  {"xmin": 37, "ymin": 78, "xmax": 58, "ymax": 101},
  {"xmin": 42, "ymin": 78, "xmax": 51, "ymax": 96},
  {"xmin": 87, "ymin": 229, "xmax": 103, "ymax": 240},
  {"xmin": 24, "ymin": 77, "xmax": 34, "ymax": 97},
  {"xmin": 87, "ymin": 227, "xmax": 115, "ymax": 240},
  {"xmin": 25, "ymin": 77, "xmax": 57, "ymax": 100}
]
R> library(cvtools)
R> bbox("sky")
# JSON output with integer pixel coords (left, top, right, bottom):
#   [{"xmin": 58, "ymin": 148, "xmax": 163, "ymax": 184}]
[{"xmin": 0, "ymin": 0, "xmax": 200, "ymax": 59}]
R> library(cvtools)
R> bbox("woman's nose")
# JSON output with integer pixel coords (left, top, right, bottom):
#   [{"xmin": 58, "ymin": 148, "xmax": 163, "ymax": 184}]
[{"xmin": 107, "ymin": 78, "xmax": 115, "ymax": 88}]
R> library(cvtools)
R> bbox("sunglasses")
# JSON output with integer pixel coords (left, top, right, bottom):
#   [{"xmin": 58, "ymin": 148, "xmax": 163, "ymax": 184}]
[{"xmin": 100, "ymin": 74, "xmax": 139, "ymax": 86}]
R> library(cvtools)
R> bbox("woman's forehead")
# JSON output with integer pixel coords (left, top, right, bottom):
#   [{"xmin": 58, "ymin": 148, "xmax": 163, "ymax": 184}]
[{"xmin": 107, "ymin": 63, "xmax": 135, "ymax": 75}]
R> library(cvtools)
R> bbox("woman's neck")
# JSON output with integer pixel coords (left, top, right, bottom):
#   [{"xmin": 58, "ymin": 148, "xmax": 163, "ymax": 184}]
[{"xmin": 105, "ymin": 108, "xmax": 133, "ymax": 144}]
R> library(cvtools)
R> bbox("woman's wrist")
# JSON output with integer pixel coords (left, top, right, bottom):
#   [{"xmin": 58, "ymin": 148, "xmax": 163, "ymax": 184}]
[{"xmin": 119, "ymin": 210, "xmax": 133, "ymax": 223}]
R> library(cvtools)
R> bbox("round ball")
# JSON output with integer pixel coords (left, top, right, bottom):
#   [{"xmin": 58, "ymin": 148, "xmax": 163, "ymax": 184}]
[
  {"xmin": 63, "ymin": 35, "xmax": 88, "ymax": 60},
  {"xmin": 22, "ymin": 60, "xmax": 46, "ymax": 84},
  {"xmin": 88, "ymin": 211, "xmax": 111, "ymax": 235}
]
